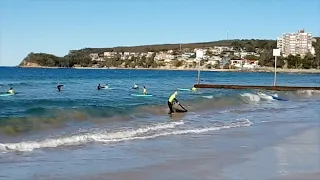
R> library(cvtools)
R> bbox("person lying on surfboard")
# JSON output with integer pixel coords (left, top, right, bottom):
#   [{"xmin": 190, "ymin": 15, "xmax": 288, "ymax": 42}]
[{"xmin": 57, "ymin": 84, "xmax": 63, "ymax": 92}]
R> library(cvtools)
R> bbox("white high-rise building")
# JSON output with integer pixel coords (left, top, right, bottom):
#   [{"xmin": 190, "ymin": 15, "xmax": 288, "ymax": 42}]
[{"xmin": 277, "ymin": 29, "xmax": 313, "ymax": 57}]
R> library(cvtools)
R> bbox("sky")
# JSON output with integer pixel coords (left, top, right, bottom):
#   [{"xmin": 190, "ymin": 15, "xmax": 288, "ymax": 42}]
[{"xmin": 0, "ymin": 0, "xmax": 319, "ymax": 66}]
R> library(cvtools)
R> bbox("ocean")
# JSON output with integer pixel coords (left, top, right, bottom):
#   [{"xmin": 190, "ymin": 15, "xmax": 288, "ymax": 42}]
[{"xmin": 0, "ymin": 67, "xmax": 319, "ymax": 180}]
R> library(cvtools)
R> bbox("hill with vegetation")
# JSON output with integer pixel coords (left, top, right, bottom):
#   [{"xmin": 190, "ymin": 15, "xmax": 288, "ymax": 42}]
[{"xmin": 19, "ymin": 38, "xmax": 319, "ymax": 69}]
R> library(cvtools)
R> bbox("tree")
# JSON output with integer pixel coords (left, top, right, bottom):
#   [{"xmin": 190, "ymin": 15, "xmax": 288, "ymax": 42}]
[
  {"xmin": 200, "ymin": 60, "xmax": 205, "ymax": 66},
  {"xmin": 314, "ymin": 37, "xmax": 320, "ymax": 69},
  {"xmin": 244, "ymin": 55, "xmax": 259, "ymax": 60},
  {"xmin": 205, "ymin": 64, "xmax": 212, "ymax": 69},
  {"xmin": 223, "ymin": 63, "xmax": 230, "ymax": 69},
  {"xmin": 259, "ymin": 49, "xmax": 273, "ymax": 67},
  {"xmin": 301, "ymin": 52, "xmax": 315, "ymax": 69},
  {"xmin": 286, "ymin": 54, "xmax": 302, "ymax": 68},
  {"xmin": 173, "ymin": 60, "xmax": 183, "ymax": 67},
  {"xmin": 206, "ymin": 51, "xmax": 213, "ymax": 56}
]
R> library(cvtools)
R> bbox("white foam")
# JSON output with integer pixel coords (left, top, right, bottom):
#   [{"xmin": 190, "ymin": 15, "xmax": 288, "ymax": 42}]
[
  {"xmin": 202, "ymin": 95, "xmax": 214, "ymax": 99},
  {"xmin": 257, "ymin": 92, "xmax": 274, "ymax": 100},
  {"xmin": 0, "ymin": 119, "xmax": 253, "ymax": 152},
  {"xmin": 297, "ymin": 90, "xmax": 320, "ymax": 96},
  {"xmin": 240, "ymin": 93, "xmax": 261, "ymax": 102},
  {"xmin": 0, "ymin": 121, "xmax": 183, "ymax": 152},
  {"xmin": 97, "ymin": 118, "xmax": 253, "ymax": 142}
]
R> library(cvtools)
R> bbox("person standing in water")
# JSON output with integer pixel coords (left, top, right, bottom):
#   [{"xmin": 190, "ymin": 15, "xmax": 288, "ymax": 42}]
[
  {"xmin": 168, "ymin": 91, "xmax": 178, "ymax": 114},
  {"xmin": 7, "ymin": 87, "xmax": 14, "ymax": 94},
  {"xmin": 142, "ymin": 86, "xmax": 147, "ymax": 95},
  {"xmin": 57, "ymin": 84, "xmax": 63, "ymax": 92},
  {"xmin": 97, "ymin": 84, "xmax": 102, "ymax": 90}
]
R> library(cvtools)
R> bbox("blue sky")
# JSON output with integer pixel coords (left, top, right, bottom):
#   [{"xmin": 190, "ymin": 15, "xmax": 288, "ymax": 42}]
[{"xmin": 1, "ymin": 0, "xmax": 319, "ymax": 66}]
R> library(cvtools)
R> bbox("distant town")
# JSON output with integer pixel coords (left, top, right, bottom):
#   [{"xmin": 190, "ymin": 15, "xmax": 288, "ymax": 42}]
[{"xmin": 20, "ymin": 29, "xmax": 319, "ymax": 71}]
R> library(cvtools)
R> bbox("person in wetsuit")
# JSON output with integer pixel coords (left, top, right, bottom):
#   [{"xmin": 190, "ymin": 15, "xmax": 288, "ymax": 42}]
[
  {"xmin": 97, "ymin": 84, "xmax": 102, "ymax": 90},
  {"xmin": 57, "ymin": 84, "xmax": 63, "ymax": 92},
  {"xmin": 168, "ymin": 91, "xmax": 178, "ymax": 114}
]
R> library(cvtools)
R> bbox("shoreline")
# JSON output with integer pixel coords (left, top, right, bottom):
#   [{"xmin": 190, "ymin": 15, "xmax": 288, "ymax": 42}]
[{"xmin": 17, "ymin": 66, "xmax": 320, "ymax": 74}]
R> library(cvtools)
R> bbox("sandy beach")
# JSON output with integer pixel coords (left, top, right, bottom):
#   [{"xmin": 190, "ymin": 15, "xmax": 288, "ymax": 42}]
[{"xmin": 81, "ymin": 121, "xmax": 320, "ymax": 180}]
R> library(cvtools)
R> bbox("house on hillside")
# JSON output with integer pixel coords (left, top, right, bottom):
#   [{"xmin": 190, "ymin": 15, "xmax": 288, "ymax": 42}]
[{"xmin": 230, "ymin": 59, "xmax": 243, "ymax": 68}]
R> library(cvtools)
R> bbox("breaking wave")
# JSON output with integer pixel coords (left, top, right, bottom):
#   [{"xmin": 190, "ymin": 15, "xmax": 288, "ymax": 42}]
[{"xmin": 0, "ymin": 119, "xmax": 253, "ymax": 152}]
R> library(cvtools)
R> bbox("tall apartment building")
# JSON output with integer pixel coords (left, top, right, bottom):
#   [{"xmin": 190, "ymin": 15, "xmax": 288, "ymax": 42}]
[{"xmin": 277, "ymin": 29, "xmax": 313, "ymax": 57}]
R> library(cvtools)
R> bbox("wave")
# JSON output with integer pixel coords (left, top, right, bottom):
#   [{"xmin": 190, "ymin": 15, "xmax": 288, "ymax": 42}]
[
  {"xmin": 2, "ymin": 89, "xmax": 315, "ymax": 136},
  {"xmin": 0, "ymin": 92, "xmax": 281, "ymax": 136},
  {"xmin": 0, "ymin": 119, "xmax": 253, "ymax": 152},
  {"xmin": 240, "ymin": 93, "xmax": 261, "ymax": 102},
  {"xmin": 296, "ymin": 90, "xmax": 320, "ymax": 96}
]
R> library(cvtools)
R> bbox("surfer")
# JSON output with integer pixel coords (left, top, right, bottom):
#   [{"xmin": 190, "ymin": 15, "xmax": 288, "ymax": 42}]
[
  {"xmin": 97, "ymin": 84, "xmax": 102, "ymax": 90},
  {"xmin": 168, "ymin": 91, "xmax": 178, "ymax": 114},
  {"xmin": 143, "ymin": 86, "xmax": 147, "ymax": 95},
  {"xmin": 57, "ymin": 84, "xmax": 63, "ymax": 92},
  {"xmin": 104, "ymin": 84, "xmax": 109, "ymax": 89},
  {"xmin": 7, "ymin": 87, "xmax": 14, "ymax": 94},
  {"xmin": 132, "ymin": 83, "xmax": 138, "ymax": 89}
]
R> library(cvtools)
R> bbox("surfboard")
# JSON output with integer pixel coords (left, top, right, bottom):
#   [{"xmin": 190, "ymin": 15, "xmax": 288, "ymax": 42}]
[
  {"xmin": 130, "ymin": 94, "xmax": 153, "ymax": 97},
  {"xmin": 272, "ymin": 95, "xmax": 288, "ymax": 101},
  {"xmin": 177, "ymin": 88, "xmax": 191, "ymax": 91},
  {"xmin": 172, "ymin": 102, "xmax": 188, "ymax": 113},
  {"xmin": 0, "ymin": 93, "xmax": 13, "ymax": 97},
  {"xmin": 102, "ymin": 88, "xmax": 114, "ymax": 90}
]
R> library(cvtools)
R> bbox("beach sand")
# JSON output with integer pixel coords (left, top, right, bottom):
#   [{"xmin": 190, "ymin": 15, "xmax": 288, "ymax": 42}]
[{"xmin": 80, "ymin": 123, "xmax": 319, "ymax": 180}]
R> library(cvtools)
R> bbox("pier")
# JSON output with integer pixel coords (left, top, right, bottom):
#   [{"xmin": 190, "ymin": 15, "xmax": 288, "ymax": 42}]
[{"xmin": 193, "ymin": 84, "xmax": 320, "ymax": 91}]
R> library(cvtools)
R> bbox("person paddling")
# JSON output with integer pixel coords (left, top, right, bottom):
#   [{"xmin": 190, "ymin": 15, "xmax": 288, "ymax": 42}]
[{"xmin": 57, "ymin": 84, "xmax": 63, "ymax": 92}]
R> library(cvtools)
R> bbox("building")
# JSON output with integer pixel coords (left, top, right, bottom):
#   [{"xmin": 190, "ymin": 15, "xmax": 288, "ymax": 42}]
[
  {"xmin": 154, "ymin": 53, "xmax": 174, "ymax": 61},
  {"xmin": 277, "ymin": 29, "xmax": 313, "ymax": 57}
]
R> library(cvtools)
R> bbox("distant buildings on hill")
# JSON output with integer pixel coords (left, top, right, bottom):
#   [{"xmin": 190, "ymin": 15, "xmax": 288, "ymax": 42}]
[{"xmin": 277, "ymin": 29, "xmax": 315, "ymax": 57}]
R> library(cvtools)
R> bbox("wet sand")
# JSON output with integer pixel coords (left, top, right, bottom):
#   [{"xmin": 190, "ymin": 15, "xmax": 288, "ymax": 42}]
[{"xmin": 81, "ymin": 123, "xmax": 319, "ymax": 180}]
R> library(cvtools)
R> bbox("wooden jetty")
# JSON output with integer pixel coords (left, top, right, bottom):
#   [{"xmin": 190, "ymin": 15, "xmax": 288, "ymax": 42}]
[{"xmin": 194, "ymin": 84, "xmax": 320, "ymax": 91}]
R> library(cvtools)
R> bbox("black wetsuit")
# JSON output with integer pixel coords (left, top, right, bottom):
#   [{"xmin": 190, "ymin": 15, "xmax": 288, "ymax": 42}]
[
  {"xmin": 97, "ymin": 85, "xmax": 102, "ymax": 90},
  {"xmin": 168, "ymin": 98, "xmax": 178, "ymax": 114},
  {"xmin": 57, "ymin": 85, "xmax": 63, "ymax": 92},
  {"xmin": 168, "ymin": 101, "xmax": 174, "ymax": 114}
]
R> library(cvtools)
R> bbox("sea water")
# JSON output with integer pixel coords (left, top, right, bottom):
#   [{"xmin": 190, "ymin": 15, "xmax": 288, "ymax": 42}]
[{"xmin": 0, "ymin": 67, "xmax": 319, "ymax": 180}]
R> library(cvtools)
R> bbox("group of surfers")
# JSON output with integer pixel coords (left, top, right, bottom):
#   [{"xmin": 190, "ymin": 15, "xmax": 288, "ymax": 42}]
[{"xmin": 5, "ymin": 83, "xmax": 198, "ymax": 114}]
